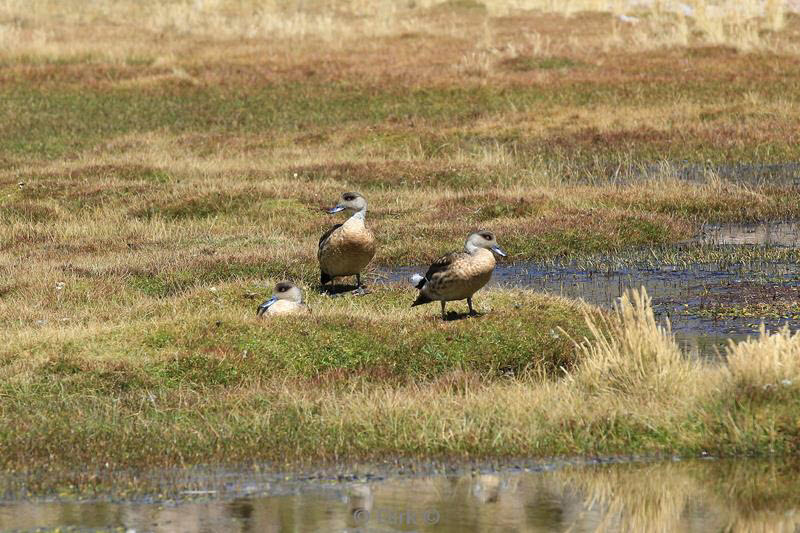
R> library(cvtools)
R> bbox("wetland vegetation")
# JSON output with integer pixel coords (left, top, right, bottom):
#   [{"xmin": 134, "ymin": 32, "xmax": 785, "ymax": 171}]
[{"xmin": 1, "ymin": 0, "xmax": 800, "ymax": 486}]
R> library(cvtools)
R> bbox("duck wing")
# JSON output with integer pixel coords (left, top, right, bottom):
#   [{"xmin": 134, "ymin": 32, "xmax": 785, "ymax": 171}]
[
  {"xmin": 424, "ymin": 251, "xmax": 463, "ymax": 281},
  {"xmin": 318, "ymin": 224, "xmax": 343, "ymax": 250}
]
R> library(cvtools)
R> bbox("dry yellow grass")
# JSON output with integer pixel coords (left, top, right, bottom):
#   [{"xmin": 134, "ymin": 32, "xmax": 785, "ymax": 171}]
[
  {"xmin": 0, "ymin": 0, "xmax": 797, "ymax": 66},
  {"xmin": 567, "ymin": 288, "xmax": 714, "ymax": 414},
  {"xmin": 266, "ymin": 289, "xmax": 800, "ymax": 451}
]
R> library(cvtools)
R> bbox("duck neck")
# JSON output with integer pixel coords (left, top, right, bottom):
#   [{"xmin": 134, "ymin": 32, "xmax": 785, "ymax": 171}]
[
  {"xmin": 465, "ymin": 240, "xmax": 479, "ymax": 254},
  {"xmin": 349, "ymin": 207, "xmax": 367, "ymax": 223}
]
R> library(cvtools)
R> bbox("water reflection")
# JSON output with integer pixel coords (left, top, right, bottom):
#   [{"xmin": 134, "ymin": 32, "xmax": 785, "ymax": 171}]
[{"xmin": 3, "ymin": 459, "xmax": 800, "ymax": 532}]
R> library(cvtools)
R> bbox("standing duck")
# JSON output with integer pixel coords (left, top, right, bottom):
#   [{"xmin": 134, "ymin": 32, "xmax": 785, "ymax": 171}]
[
  {"xmin": 318, "ymin": 192, "xmax": 376, "ymax": 294},
  {"xmin": 410, "ymin": 231, "xmax": 506, "ymax": 319},
  {"xmin": 257, "ymin": 281, "xmax": 310, "ymax": 316}
]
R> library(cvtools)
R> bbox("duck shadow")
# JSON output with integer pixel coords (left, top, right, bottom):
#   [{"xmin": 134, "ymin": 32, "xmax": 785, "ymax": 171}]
[
  {"xmin": 320, "ymin": 284, "xmax": 370, "ymax": 297},
  {"xmin": 443, "ymin": 310, "xmax": 484, "ymax": 321}
]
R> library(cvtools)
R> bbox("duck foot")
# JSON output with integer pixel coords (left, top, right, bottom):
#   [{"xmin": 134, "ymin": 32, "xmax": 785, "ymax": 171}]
[
  {"xmin": 442, "ymin": 311, "xmax": 462, "ymax": 321},
  {"xmin": 321, "ymin": 284, "xmax": 359, "ymax": 296},
  {"xmin": 441, "ymin": 310, "xmax": 482, "ymax": 321}
]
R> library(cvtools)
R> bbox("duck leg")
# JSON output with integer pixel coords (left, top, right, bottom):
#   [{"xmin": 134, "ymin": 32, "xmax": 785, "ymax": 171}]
[
  {"xmin": 441, "ymin": 300, "xmax": 447, "ymax": 320},
  {"xmin": 351, "ymin": 273, "xmax": 368, "ymax": 296},
  {"xmin": 467, "ymin": 297, "xmax": 478, "ymax": 316},
  {"xmin": 320, "ymin": 271, "xmax": 333, "ymax": 294}
]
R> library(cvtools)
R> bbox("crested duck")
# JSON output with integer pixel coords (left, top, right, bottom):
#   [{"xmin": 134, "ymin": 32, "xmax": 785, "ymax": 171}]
[
  {"xmin": 410, "ymin": 230, "xmax": 506, "ymax": 319},
  {"xmin": 257, "ymin": 281, "xmax": 310, "ymax": 316},
  {"xmin": 318, "ymin": 192, "xmax": 376, "ymax": 294}
]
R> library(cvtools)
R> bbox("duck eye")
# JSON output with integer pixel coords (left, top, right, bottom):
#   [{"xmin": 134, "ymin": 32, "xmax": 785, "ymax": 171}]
[
  {"xmin": 482, "ymin": 234, "xmax": 492, "ymax": 240},
  {"xmin": 343, "ymin": 195, "xmax": 355, "ymax": 201}
]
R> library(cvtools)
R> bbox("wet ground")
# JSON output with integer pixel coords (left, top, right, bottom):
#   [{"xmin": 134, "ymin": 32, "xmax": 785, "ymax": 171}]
[
  {"xmin": 2, "ymin": 457, "xmax": 799, "ymax": 532},
  {"xmin": 648, "ymin": 161, "xmax": 800, "ymax": 187},
  {"xmin": 380, "ymin": 221, "xmax": 800, "ymax": 357}
]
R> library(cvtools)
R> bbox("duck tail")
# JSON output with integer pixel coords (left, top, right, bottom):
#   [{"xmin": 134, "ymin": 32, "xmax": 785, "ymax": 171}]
[{"xmin": 409, "ymin": 274, "xmax": 426, "ymax": 289}]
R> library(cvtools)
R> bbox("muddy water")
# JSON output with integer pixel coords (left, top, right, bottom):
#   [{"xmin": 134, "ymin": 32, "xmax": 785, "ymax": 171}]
[
  {"xmin": 2, "ymin": 458, "xmax": 799, "ymax": 532},
  {"xmin": 381, "ymin": 222, "xmax": 800, "ymax": 357}
]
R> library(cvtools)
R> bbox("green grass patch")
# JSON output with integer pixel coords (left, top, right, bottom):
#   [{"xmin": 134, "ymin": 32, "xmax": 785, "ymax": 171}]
[{"xmin": 5, "ymin": 79, "xmax": 800, "ymax": 164}]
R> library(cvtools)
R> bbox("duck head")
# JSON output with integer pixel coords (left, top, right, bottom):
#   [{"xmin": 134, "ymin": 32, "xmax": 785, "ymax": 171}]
[
  {"xmin": 327, "ymin": 192, "xmax": 367, "ymax": 214},
  {"xmin": 465, "ymin": 230, "xmax": 507, "ymax": 257},
  {"xmin": 257, "ymin": 281, "xmax": 304, "ymax": 316}
]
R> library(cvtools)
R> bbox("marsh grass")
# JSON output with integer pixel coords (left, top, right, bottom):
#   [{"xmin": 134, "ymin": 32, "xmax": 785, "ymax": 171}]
[
  {"xmin": 568, "ymin": 289, "xmax": 704, "ymax": 406},
  {"xmin": 1, "ymin": 287, "xmax": 799, "ymax": 471},
  {"xmin": 1, "ymin": 0, "xmax": 800, "ymax": 471}
]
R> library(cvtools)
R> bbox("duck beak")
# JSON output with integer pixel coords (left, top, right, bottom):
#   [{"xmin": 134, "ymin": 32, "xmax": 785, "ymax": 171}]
[
  {"xmin": 327, "ymin": 205, "xmax": 346, "ymax": 214},
  {"xmin": 257, "ymin": 296, "xmax": 278, "ymax": 316},
  {"xmin": 491, "ymin": 245, "xmax": 507, "ymax": 257}
]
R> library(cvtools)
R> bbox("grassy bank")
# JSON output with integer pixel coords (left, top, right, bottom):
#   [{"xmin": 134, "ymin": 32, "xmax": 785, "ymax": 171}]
[
  {"xmin": 2, "ymin": 1, "xmax": 800, "ymax": 472},
  {"xmin": 2, "ymin": 289, "xmax": 800, "ymax": 471}
]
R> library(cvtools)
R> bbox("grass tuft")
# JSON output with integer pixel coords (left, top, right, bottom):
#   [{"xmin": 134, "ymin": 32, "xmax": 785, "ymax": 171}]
[
  {"xmin": 726, "ymin": 325, "xmax": 800, "ymax": 399},
  {"xmin": 569, "ymin": 288, "xmax": 697, "ymax": 403}
]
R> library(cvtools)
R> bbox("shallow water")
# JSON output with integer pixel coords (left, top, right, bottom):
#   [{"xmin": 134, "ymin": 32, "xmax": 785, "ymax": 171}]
[
  {"xmin": 670, "ymin": 161, "xmax": 800, "ymax": 187},
  {"xmin": 2, "ymin": 458, "xmax": 799, "ymax": 532},
  {"xmin": 379, "ymin": 222, "xmax": 800, "ymax": 357},
  {"xmin": 390, "ymin": 260, "xmax": 800, "ymax": 357},
  {"xmin": 694, "ymin": 220, "xmax": 800, "ymax": 247}
]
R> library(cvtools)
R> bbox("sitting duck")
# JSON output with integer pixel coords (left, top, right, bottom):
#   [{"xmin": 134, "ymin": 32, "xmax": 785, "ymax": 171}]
[
  {"xmin": 410, "ymin": 231, "xmax": 506, "ymax": 320},
  {"xmin": 257, "ymin": 281, "xmax": 310, "ymax": 316},
  {"xmin": 318, "ymin": 192, "xmax": 376, "ymax": 294}
]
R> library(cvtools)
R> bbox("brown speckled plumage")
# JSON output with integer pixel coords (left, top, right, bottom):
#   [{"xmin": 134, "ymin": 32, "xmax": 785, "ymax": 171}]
[{"xmin": 419, "ymin": 248, "xmax": 495, "ymax": 302}]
